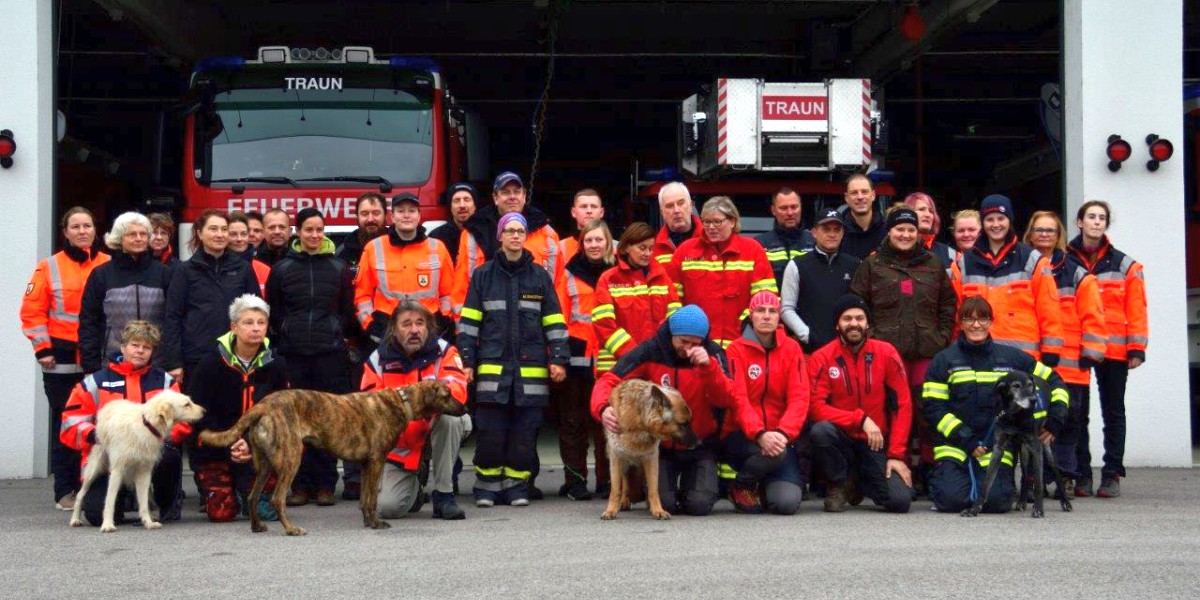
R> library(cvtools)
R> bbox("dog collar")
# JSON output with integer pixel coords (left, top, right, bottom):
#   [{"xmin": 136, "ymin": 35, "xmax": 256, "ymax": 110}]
[
  {"xmin": 398, "ymin": 392, "xmax": 416, "ymax": 423},
  {"xmin": 142, "ymin": 416, "xmax": 164, "ymax": 440}
]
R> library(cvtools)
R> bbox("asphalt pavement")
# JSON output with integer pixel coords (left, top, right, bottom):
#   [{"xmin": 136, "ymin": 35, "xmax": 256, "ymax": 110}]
[{"xmin": 3, "ymin": 466, "xmax": 1199, "ymax": 599}]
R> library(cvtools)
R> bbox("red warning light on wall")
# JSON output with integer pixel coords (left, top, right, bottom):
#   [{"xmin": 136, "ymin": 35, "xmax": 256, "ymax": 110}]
[
  {"xmin": 1105, "ymin": 134, "xmax": 1131, "ymax": 172},
  {"xmin": 0, "ymin": 129, "xmax": 15, "ymax": 169},
  {"xmin": 1145, "ymin": 134, "xmax": 1173, "ymax": 171}
]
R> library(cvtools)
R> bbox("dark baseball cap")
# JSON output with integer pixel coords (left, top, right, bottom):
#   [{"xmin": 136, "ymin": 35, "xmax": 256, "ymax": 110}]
[
  {"xmin": 815, "ymin": 208, "xmax": 844, "ymax": 226},
  {"xmin": 493, "ymin": 171, "xmax": 524, "ymax": 191},
  {"xmin": 390, "ymin": 192, "xmax": 420, "ymax": 210}
]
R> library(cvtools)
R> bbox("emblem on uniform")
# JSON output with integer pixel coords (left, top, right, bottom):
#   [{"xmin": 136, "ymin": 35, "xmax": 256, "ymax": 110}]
[
  {"xmin": 828, "ymin": 366, "xmax": 840, "ymax": 379},
  {"xmin": 25, "ymin": 283, "xmax": 33, "ymax": 296},
  {"xmin": 748, "ymin": 364, "xmax": 762, "ymax": 380},
  {"xmin": 660, "ymin": 374, "xmax": 671, "ymax": 388},
  {"xmin": 454, "ymin": 354, "xmax": 463, "ymax": 369},
  {"xmin": 418, "ymin": 274, "xmax": 429, "ymax": 288}
]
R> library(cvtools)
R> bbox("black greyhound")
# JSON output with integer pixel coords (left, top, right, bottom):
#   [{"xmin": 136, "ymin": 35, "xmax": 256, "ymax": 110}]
[{"xmin": 962, "ymin": 371, "xmax": 1073, "ymax": 518}]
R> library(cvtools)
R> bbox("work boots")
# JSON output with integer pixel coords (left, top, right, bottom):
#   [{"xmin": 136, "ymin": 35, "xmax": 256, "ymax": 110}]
[
  {"xmin": 824, "ymin": 482, "xmax": 850, "ymax": 513},
  {"xmin": 431, "ymin": 491, "xmax": 466, "ymax": 520}
]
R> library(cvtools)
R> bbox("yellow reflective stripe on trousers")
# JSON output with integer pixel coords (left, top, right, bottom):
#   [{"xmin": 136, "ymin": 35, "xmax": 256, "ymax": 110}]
[
  {"xmin": 475, "ymin": 466, "xmax": 504, "ymax": 477},
  {"xmin": 520, "ymin": 366, "xmax": 549, "ymax": 378},
  {"xmin": 503, "ymin": 466, "xmax": 531, "ymax": 480},
  {"xmin": 478, "ymin": 363, "xmax": 504, "ymax": 375},
  {"xmin": 716, "ymin": 462, "xmax": 737, "ymax": 480}
]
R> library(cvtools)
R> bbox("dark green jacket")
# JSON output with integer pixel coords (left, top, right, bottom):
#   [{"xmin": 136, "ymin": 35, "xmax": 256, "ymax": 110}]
[{"xmin": 850, "ymin": 241, "xmax": 956, "ymax": 361}]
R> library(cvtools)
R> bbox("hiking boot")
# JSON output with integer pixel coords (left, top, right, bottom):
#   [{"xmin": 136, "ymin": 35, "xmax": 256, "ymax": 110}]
[
  {"xmin": 1052, "ymin": 479, "xmax": 1074, "ymax": 501},
  {"xmin": 315, "ymin": 489, "xmax": 336, "ymax": 506},
  {"xmin": 730, "ymin": 483, "xmax": 765, "ymax": 514},
  {"xmin": 475, "ymin": 497, "xmax": 495, "ymax": 508},
  {"xmin": 431, "ymin": 491, "xmax": 465, "ymax": 520},
  {"xmin": 159, "ymin": 496, "xmax": 183, "ymax": 523},
  {"xmin": 1074, "ymin": 478, "xmax": 1094, "ymax": 497},
  {"xmin": 824, "ymin": 482, "xmax": 849, "ymax": 513},
  {"xmin": 257, "ymin": 496, "xmax": 279, "ymax": 522},
  {"xmin": 55, "ymin": 491, "xmax": 77, "ymax": 511},
  {"xmin": 1096, "ymin": 475, "xmax": 1121, "ymax": 498},
  {"xmin": 528, "ymin": 486, "xmax": 544, "ymax": 501},
  {"xmin": 286, "ymin": 490, "xmax": 310, "ymax": 507},
  {"xmin": 341, "ymin": 481, "xmax": 361, "ymax": 501},
  {"xmin": 564, "ymin": 481, "xmax": 592, "ymax": 501},
  {"xmin": 847, "ymin": 479, "xmax": 864, "ymax": 506}
]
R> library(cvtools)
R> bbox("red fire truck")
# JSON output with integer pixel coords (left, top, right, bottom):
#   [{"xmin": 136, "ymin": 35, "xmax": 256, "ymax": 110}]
[
  {"xmin": 638, "ymin": 78, "xmax": 895, "ymax": 232},
  {"xmin": 180, "ymin": 45, "xmax": 475, "ymax": 247}
]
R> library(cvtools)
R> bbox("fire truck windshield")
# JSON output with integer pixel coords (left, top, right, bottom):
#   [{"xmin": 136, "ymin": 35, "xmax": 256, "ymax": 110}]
[{"xmin": 198, "ymin": 87, "xmax": 433, "ymax": 186}]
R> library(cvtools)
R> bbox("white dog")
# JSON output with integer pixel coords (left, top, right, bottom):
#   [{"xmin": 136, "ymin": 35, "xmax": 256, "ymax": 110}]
[{"xmin": 70, "ymin": 391, "xmax": 205, "ymax": 532}]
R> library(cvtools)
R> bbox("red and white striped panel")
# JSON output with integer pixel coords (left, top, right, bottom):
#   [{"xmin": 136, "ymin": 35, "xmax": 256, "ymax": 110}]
[
  {"xmin": 861, "ymin": 79, "xmax": 872, "ymax": 165},
  {"xmin": 717, "ymin": 78, "xmax": 728, "ymax": 165}
]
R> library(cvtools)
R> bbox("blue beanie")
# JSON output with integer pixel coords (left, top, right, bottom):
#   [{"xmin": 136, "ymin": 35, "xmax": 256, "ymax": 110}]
[
  {"xmin": 980, "ymin": 194, "xmax": 1014, "ymax": 222},
  {"xmin": 668, "ymin": 305, "xmax": 710, "ymax": 338}
]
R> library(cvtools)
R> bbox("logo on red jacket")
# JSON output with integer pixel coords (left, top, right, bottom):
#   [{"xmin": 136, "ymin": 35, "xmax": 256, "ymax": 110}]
[
  {"xmin": 418, "ymin": 274, "xmax": 430, "ymax": 288},
  {"xmin": 828, "ymin": 366, "xmax": 841, "ymax": 379},
  {"xmin": 747, "ymin": 364, "xmax": 762, "ymax": 380},
  {"xmin": 660, "ymin": 374, "xmax": 672, "ymax": 388}
]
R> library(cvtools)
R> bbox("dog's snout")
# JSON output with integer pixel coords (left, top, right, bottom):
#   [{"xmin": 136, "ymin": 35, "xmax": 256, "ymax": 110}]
[{"xmin": 676, "ymin": 428, "xmax": 700, "ymax": 449}]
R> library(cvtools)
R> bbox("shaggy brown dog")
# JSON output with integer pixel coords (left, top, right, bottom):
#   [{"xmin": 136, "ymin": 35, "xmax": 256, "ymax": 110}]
[
  {"xmin": 601, "ymin": 379, "xmax": 699, "ymax": 521},
  {"xmin": 199, "ymin": 380, "xmax": 464, "ymax": 535}
]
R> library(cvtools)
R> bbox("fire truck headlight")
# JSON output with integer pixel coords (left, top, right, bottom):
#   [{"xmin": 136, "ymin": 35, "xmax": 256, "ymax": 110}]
[
  {"xmin": 343, "ymin": 47, "xmax": 373, "ymax": 63},
  {"xmin": 314, "ymin": 47, "xmax": 330, "ymax": 60},
  {"xmin": 258, "ymin": 46, "xmax": 288, "ymax": 63}
]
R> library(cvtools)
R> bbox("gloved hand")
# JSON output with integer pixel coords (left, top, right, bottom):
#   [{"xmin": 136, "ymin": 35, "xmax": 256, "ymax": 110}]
[
  {"xmin": 367, "ymin": 310, "xmax": 390, "ymax": 343},
  {"xmin": 1040, "ymin": 353, "xmax": 1060, "ymax": 368},
  {"xmin": 1078, "ymin": 356, "xmax": 1099, "ymax": 371}
]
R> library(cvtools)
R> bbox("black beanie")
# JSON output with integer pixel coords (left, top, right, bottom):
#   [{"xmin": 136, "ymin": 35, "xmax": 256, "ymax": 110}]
[
  {"xmin": 832, "ymin": 293, "xmax": 871, "ymax": 328},
  {"xmin": 886, "ymin": 207, "xmax": 919, "ymax": 231}
]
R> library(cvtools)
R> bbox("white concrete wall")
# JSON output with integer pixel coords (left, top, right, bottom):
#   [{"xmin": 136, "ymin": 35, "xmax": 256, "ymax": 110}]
[
  {"xmin": 1064, "ymin": 0, "xmax": 1191, "ymax": 467},
  {"xmin": 0, "ymin": 0, "xmax": 55, "ymax": 478}
]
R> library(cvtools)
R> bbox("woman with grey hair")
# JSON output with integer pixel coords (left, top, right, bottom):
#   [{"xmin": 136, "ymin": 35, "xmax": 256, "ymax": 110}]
[
  {"xmin": 666, "ymin": 196, "xmax": 777, "ymax": 349},
  {"xmin": 190, "ymin": 294, "xmax": 289, "ymax": 523},
  {"xmin": 78, "ymin": 211, "xmax": 172, "ymax": 373}
]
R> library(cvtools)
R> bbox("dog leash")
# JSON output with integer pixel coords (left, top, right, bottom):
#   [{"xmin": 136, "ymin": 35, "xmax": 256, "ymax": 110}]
[{"xmin": 967, "ymin": 414, "xmax": 1002, "ymax": 503}]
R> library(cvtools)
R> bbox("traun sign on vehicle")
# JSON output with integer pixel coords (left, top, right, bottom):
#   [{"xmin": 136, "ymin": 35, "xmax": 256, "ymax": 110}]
[
  {"xmin": 284, "ymin": 77, "xmax": 344, "ymax": 90},
  {"xmin": 762, "ymin": 96, "xmax": 827, "ymax": 120}
]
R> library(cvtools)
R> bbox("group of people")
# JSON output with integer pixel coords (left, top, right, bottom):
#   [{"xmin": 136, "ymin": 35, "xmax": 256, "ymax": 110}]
[{"xmin": 21, "ymin": 169, "xmax": 1148, "ymax": 525}]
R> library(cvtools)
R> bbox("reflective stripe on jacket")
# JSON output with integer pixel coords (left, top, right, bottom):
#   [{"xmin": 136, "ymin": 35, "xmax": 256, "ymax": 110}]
[
  {"xmin": 651, "ymin": 216, "xmax": 702, "ymax": 266},
  {"xmin": 361, "ymin": 338, "xmax": 468, "ymax": 470},
  {"xmin": 667, "ymin": 233, "xmax": 777, "ymax": 348},
  {"xmin": 354, "ymin": 228, "xmax": 454, "ymax": 328},
  {"xmin": 21, "ymin": 247, "xmax": 110, "ymax": 366},
  {"xmin": 1048, "ymin": 250, "xmax": 1107, "ymax": 385},
  {"xmin": 591, "ymin": 255, "xmax": 680, "ymax": 373},
  {"xmin": 1067, "ymin": 235, "xmax": 1148, "ymax": 361},
  {"xmin": 950, "ymin": 237, "xmax": 1064, "ymax": 361}
]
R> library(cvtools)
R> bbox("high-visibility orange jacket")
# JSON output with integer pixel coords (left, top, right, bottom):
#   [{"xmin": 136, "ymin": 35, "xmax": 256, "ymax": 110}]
[
  {"xmin": 559, "ymin": 236, "xmax": 580, "ymax": 265},
  {"xmin": 451, "ymin": 205, "xmax": 560, "ymax": 317},
  {"xmin": 1046, "ymin": 249, "xmax": 1107, "ymax": 385},
  {"xmin": 360, "ymin": 337, "xmax": 468, "ymax": 471},
  {"xmin": 60, "ymin": 357, "xmax": 180, "ymax": 471},
  {"xmin": 666, "ymin": 233, "xmax": 777, "ymax": 349},
  {"xmin": 354, "ymin": 227, "xmax": 454, "ymax": 338},
  {"xmin": 20, "ymin": 247, "xmax": 110, "ymax": 370},
  {"xmin": 591, "ymin": 255, "xmax": 681, "ymax": 373},
  {"xmin": 1067, "ymin": 235, "xmax": 1148, "ymax": 362},
  {"xmin": 555, "ymin": 253, "xmax": 614, "ymax": 371},
  {"xmin": 651, "ymin": 216, "xmax": 703, "ymax": 266},
  {"xmin": 251, "ymin": 259, "xmax": 271, "ymax": 296},
  {"xmin": 950, "ymin": 236, "xmax": 1064, "ymax": 364}
]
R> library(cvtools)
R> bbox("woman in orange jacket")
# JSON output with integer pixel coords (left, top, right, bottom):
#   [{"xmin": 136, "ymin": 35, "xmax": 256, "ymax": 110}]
[
  {"xmin": 1066, "ymin": 200, "xmax": 1147, "ymax": 499},
  {"xmin": 591, "ymin": 222, "xmax": 681, "ymax": 373},
  {"xmin": 552, "ymin": 219, "xmax": 615, "ymax": 500},
  {"xmin": 21, "ymin": 206, "xmax": 110, "ymax": 510},
  {"xmin": 1024, "ymin": 211, "xmax": 1106, "ymax": 495}
]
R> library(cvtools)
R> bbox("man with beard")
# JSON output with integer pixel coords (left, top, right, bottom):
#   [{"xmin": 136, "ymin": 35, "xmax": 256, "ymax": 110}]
[
  {"xmin": 336, "ymin": 192, "xmax": 389, "ymax": 278},
  {"xmin": 806, "ymin": 294, "xmax": 914, "ymax": 513},
  {"xmin": 429, "ymin": 183, "xmax": 478, "ymax": 265},
  {"xmin": 256, "ymin": 209, "xmax": 292, "ymax": 267},
  {"xmin": 362, "ymin": 300, "xmax": 470, "ymax": 520}
]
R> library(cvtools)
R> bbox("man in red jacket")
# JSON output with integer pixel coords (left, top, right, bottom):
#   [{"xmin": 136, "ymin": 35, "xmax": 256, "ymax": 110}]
[
  {"xmin": 592, "ymin": 305, "xmax": 743, "ymax": 516},
  {"xmin": 807, "ymin": 294, "xmax": 913, "ymax": 513}
]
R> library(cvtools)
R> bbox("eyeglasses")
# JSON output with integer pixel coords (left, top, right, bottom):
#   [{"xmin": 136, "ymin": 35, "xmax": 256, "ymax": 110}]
[
  {"xmin": 1031, "ymin": 228, "xmax": 1057, "ymax": 235},
  {"xmin": 960, "ymin": 317, "xmax": 992, "ymax": 326},
  {"xmin": 500, "ymin": 228, "xmax": 527, "ymax": 237},
  {"xmin": 701, "ymin": 217, "xmax": 730, "ymax": 228}
]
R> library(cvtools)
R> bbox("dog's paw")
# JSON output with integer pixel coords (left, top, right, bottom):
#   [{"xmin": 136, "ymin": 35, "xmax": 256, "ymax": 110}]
[
  {"xmin": 251, "ymin": 523, "xmax": 268, "ymax": 533},
  {"xmin": 69, "ymin": 518, "xmax": 83, "ymax": 528},
  {"xmin": 284, "ymin": 526, "xmax": 307, "ymax": 536},
  {"xmin": 1016, "ymin": 501, "xmax": 1027, "ymax": 512},
  {"xmin": 100, "ymin": 523, "xmax": 117, "ymax": 533},
  {"xmin": 143, "ymin": 520, "xmax": 162, "ymax": 530},
  {"xmin": 1031, "ymin": 507, "xmax": 1045, "ymax": 518},
  {"xmin": 959, "ymin": 508, "xmax": 979, "ymax": 518},
  {"xmin": 1061, "ymin": 501, "xmax": 1073, "ymax": 513},
  {"xmin": 600, "ymin": 510, "xmax": 617, "ymax": 520},
  {"xmin": 651, "ymin": 510, "xmax": 672, "ymax": 520},
  {"xmin": 369, "ymin": 520, "xmax": 391, "ymax": 530},
  {"xmin": 619, "ymin": 501, "xmax": 631, "ymax": 512}
]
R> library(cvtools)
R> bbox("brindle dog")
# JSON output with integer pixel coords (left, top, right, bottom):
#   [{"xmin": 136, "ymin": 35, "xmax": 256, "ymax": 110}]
[
  {"xmin": 601, "ymin": 379, "xmax": 699, "ymax": 521},
  {"xmin": 199, "ymin": 380, "xmax": 464, "ymax": 535}
]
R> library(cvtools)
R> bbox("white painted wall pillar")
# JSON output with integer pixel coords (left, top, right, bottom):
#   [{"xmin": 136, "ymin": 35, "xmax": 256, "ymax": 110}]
[
  {"xmin": 1064, "ymin": 0, "xmax": 1191, "ymax": 467},
  {"xmin": 0, "ymin": 0, "xmax": 55, "ymax": 478}
]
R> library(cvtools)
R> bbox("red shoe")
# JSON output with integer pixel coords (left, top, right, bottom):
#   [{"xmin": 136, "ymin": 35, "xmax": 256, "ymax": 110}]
[{"xmin": 730, "ymin": 483, "xmax": 765, "ymax": 514}]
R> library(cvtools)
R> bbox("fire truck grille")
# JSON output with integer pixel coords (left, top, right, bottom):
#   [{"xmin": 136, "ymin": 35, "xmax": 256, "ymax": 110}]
[{"xmin": 761, "ymin": 141, "xmax": 828, "ymax": 168}]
